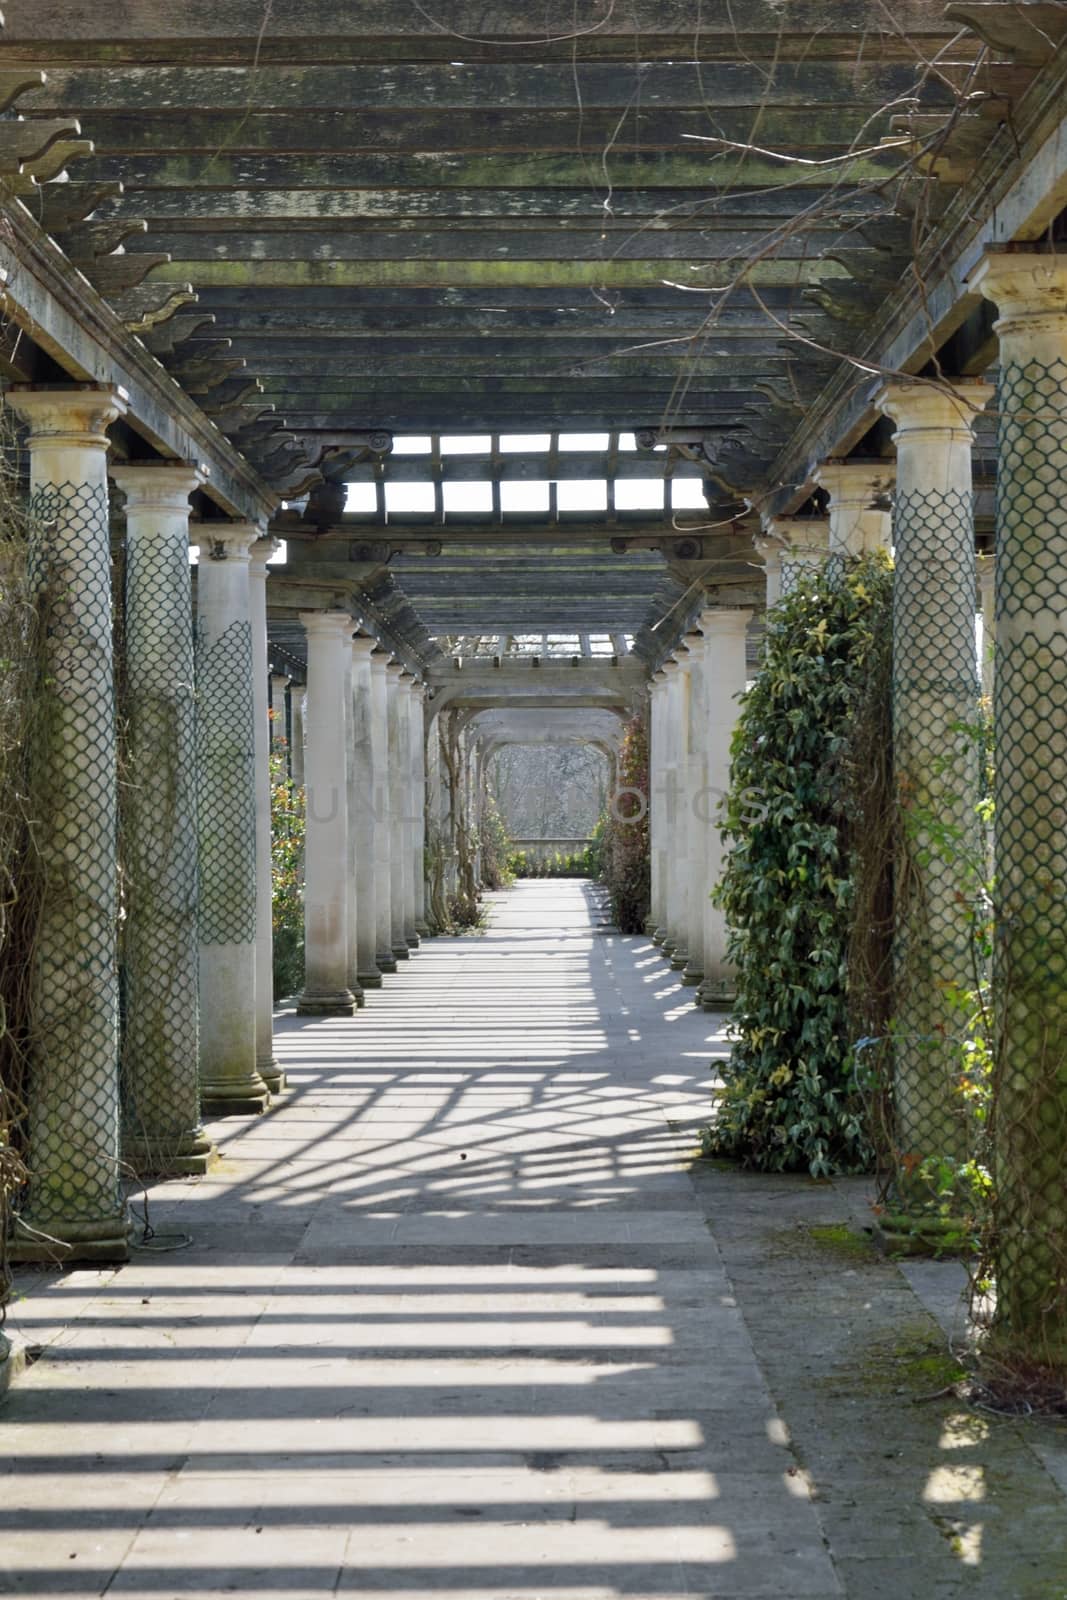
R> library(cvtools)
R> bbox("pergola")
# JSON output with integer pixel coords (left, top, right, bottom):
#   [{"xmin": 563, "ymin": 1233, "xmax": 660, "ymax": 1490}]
[{"xmin": 1, "ymin": 1, "xmax": 1067, "ymax": 1375}]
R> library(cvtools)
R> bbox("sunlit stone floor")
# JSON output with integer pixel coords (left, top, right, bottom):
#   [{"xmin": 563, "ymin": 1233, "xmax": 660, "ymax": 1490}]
[{"xmin": 3, "ymin": 881, "xmax": 1066, "ymax": 1599}]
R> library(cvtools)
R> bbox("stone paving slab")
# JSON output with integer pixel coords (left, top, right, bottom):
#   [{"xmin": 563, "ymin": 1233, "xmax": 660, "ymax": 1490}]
[{"xmin": 3, "ymin": 882, "xmax": 1066, "ymax": 1598}]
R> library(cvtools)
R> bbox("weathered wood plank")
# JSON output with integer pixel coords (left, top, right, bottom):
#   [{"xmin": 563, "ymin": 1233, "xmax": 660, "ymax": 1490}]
[
  {"xmin": 188, "ymin": 308, "xmax": 823, "ymax": 339},
  {"xmin": 19, "ymin": 61, "xmax": 953, "ymax": 112},
  {"xmin": 148, "ymin": 257, "xmax": 849, "ymax": 288}
]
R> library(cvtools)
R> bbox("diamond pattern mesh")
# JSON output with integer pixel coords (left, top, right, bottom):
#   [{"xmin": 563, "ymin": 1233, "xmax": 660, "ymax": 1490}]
[
  {"xmin": 21, "ymin": 483, "xmax": 122, "ymax": 1228},
  {"xmin": 196, "ymin": 618, "xmax": 257, "ymax": 945},
  {"xmin": 991, "ymin": 356, "xmax": 1067, "ymax": 1353},
  {"xmin": 119, "ymin": 508, "xmax": 203, "ymax": 1167}
]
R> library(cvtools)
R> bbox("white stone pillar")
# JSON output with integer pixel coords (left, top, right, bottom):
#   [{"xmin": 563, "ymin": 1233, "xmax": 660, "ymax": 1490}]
[
  {"xmin": 397, "ymin": 673, "xmax": 420, "ymax": 949},
  {"xmin": 385, "ymin": 661, "xmax": 410, "ymax": 962},
  {"xmin": 341, "ymin": 637, "xmax": 365, "ymax": 1008},
  {"xmin": 765, "ymin": 516, "xmax": 832, "ymax": 595},
  {"xmin": 752, "ymin": 532, "xmax": 785, "ymax": 608},
  {"xmin": 290, "ymin": 686, "xmax": 305, "ymax": 785},
  {"xmin": 697, "ymin": 609, "xmax": 752, "ymax": 1010},
  {"xmin": 648, "ymin": 673, "xmax": 667, "ymax": 941},
  {"xmin": 977, "ymin": 551, "xmax": 995, "ymax": 702},
  {"xmin": 193, "ymin": 522, "xmax": 268, "ymax": 1118},
  {"xmin": 663, "ymin": 650, "xmax": 690, "ymax": 965},
  {"xmin": 250, "ymin": 537, "xmax": 284, "ymax": 1092},
  {"xmin": 7, "ymin": 387, "xmax": 129, "ymax": 1259},
  {"xmin": 269, "ymin": 671, "xmax": 289, "ymax": 748},
  {"xmin": 350, "ymin": 636, "xmax": 382, "ymax": 990},
  {"xmin": 297, "ymin": 611, "xmax": 357, "ymax": 1015},
  {"xmin": 111, "ymin": 463, "xmax": 215, "ymax": 1177},
  {"xmin": 877, "ymin": 379, "xmax": 987, "ymax": 1171},
  {"xmin": 683, "ymin": 629, "xmax": 708, "ymax": 987},
  {"xmin": 815, "ymin": 460, "xmax": 894, "ymax": 558},
  {"xmin": 370, "ymin": 649, "xmax": 396, "ymax": 972},
  {"xmin": 973, "ymin": 252, "xmax": 1067, "ymax": 1360},
  {"xmin": 411, "ymin": 683, "xmax": 429, "ymax": 937}
]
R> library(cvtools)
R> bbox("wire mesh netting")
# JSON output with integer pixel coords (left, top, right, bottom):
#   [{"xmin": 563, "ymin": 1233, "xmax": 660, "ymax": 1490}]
[
  {"xmin": 196, "ymin": 617, "xmax": 257, "ymax": 947},
  {"xmin": 17, "ymin": 482, "xmax": 123, "ymax": 1235},
  {"xmin": 888, "ymin": 487, "xmax": 985, "ymax": 1207},
  {"xmin": 990, "ymin": 355, "xmax": 1067, "ymax": 1360},
  {"xmin": 119, "ymin": 510, "xmax": 205, "ymax": 1172}
]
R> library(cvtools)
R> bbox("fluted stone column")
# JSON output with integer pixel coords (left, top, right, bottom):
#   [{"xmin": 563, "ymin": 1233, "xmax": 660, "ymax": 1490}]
[
  {"xmin": 341, "ymin": 638, "xmax": 366, "ymax": 1009},
  {"xmin": 193, "ymin": 523, "xmax": 268, "ymax": 1118},
  {"xmin": 397, "ymin": 673, "xmax": 419, "ymax": 949},
  {"xmin": 648, "ymin": 672, "xmax": 668, "ymax": 941},
  {"xmin": 350, "ymin": 636, "xmax": 382, "ymax": 990},
  {"xmin": 385, "ymin": 662, "xmax": 410, "ymax": 962},
  {"xmin": 297, "ymin": 611, "xmax": 357, "ymax": 1016},
  {"xmin": 974, "ymin": 252, "xmax": 1067, "ymax": 1362},
  {"xmin": 816, "ymin": 460, "xmax": 894, "ymax": 559},
  {"xmin": 683, "ymin": 629, "xmax": 709, "ymax": 987},
  {"xmin": 7, "ymin": 387, "xmax": 129, "ymax": 1259},
  {"xmin": 370, "ymin": 649, "xmax": 397, "ymax": 973},
  {"xmin": 269, "ymin": 672, "xmax": 289, "ymax": 748},
  {"xmin": 250, "ymin": 538, "xmax": 284, "ymax": 1092},
  {"xmin": 877, "ymin": 380, "xmax": 987, "ymax": 1179},
  {"xmin": 290, "ymin": 686, "xmax": 305, "ymax": 785},
  {"xmin": 697, "ymin": 609, "xmax": 752, "ymax": 1010},
  {"xmin": 411, "ymin": 683, "xmax": 429, "ymax": 937},
  {"xmin": 111, "ymin": 463, "xmax": 215, "ymax": 1177}
]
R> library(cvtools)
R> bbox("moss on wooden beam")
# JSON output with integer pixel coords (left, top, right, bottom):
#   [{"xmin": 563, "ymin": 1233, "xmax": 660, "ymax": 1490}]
[{"xmin": 150, "ymin": 257, "xmax": 849, "ymax": 290}]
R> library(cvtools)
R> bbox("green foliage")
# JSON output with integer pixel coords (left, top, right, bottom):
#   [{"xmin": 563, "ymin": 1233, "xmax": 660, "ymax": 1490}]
[
  {"xmin": 507, "ymin": 838, "xmax": 601, "ymax": 879},
  {"xmin": 270, "ymin": 745, "xmax": 305, "ymax": 999},
  {"xmin": 707, "ymin": 554, "xmax": 894, "ymax": 1176},
  {"xmin": 479, "ymin": 790, "xmax": 514, "ymax": 890},
  {"xmin": 600, "ymin": 713, "xmax": 650, "ymax": 932}
]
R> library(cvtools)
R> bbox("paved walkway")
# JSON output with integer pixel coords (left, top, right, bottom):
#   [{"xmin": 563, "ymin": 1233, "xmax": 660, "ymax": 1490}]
[{"xmin": 3, "ymin": 881, "xmax": 1066, "ymax": 1598}]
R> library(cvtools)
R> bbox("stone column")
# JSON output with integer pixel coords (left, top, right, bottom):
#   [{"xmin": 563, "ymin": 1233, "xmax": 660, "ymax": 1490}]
[
  {"xmin": 765, "ymin": 516, "xmax": 832, "ymax": 596},
  {"xmin": 653, "ymin": 660, "xmax": 680, "ymax": 947},
  {"xmin": 752, "ymin": 531, "xmax": 785, "ymax": 608},
  {"xmin": 350, "ymin": 636, "xmax": 382, "ymax": 990},
  {"xmin": 250, "ymin": 537, "xmax": 284, "ymax": 1092},
  {"xmin": 683, "ymin": 629, "xmax": 708, "ymax": 987},
  {"xmin": 269, "ymin": 671, "xmax": 289, "ymax": 748},
  {"xmin": 411, "ymin": 683, "xmax": 429, "ymax": 937},
  {"xmin": 663, "ymin": 650, "xmax": 690, "ymax": 966},
  {"xmin": 977, "ymin": 551, "xmax": 995, "ymax": 702},
  {"xmin": 111, "ymin": 463, "xmax": 215, "ymax": 1177},
  {"xmin": 290, "ymin": 686, "xmax": 305, "ymax": 785},
  {"xmin": 648, "ymin": 673, "xmax": 667, "ymax": 941},
  {"xmin": 973, "ymin": 252, "xmax": 1067, "ymax": 1363},
  {"xmin": 370, "ymin": 649, "xmax": 397, "ymax": 972},
  {"xmin": 7, "ymin": 387, "xmax": 129, "ymax": 1259},
  {"xmin": 697, "ymin": 610, "xmax": 752, "ymax": 1010},
  {"xmin": 297, "ymin": 611, "xmax": 357, "ymax": 1015},
  {"xmin": 193, "ymin": 523, "xmax": 269, "ymax": 1118},
  {"xmin": 341, "ymin": 638, "xmax": 365, "ymax": 1009},
  {"xmin": 385, "ymin": 661, "xmax": 410, "ymax": 962},
  {"xmin": 815, "ymin": 460, "xmax": 894, "ymax": 559},
  {"xmin": 876, "ymin": 379, "xmax": 987, "ymax": 1184},
  {"xmin": 397, "ymin": 674, "xmax": 419, "ymax": 949}
]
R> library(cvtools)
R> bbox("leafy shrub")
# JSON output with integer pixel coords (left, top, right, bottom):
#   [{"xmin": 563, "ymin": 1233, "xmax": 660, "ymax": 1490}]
[
  {"xmin": 706, "ymin": 553, "xmax": 893, "ymax": 1176},
  {"xmin": 270, "ymin": 745, "xmax": 305, "ymax": 999},
  {"xmin": 601, "ymin": 713, "xmax": 650, "ymax": 932}
]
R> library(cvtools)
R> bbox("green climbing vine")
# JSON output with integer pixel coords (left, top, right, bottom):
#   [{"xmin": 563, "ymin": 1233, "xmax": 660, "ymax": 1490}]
[
  {"xmin": 270, "ymin": 744, "xmax": 305, "ymax": 999},
  {"xmin": 705, "ymin": 553, "xmax": 894, "ymax": 1177}
]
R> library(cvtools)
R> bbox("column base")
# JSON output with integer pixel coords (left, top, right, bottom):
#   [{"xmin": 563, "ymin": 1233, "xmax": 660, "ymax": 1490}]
[
  {"xmin": 296, "ymin": 987, "xmax": 358, "ymax": 1016},
  {"xmin": 123, "ymin": 1127, "xmax": 219, "ymax": 1179},
  {"xmin": 651, "ymin": 926, "xmax": 668, "ymax": 947},
  {"xmin": 359, "ymin": 966, "xmax": 384, "ymax": 989},
  {"xmin": 259, "ymin": 1058, "xmax": 288, "ymax": 1095},
  {"xmin": 669, "ymin": 948, "xmax": 689, "ymax": 972},
  {"xmin": 405, "ymin": 932, "xmax": 420, "ymax": 951},
  {"xmin": 871, "ymin": 1210, "xmax": 968, "ymax": 1259},
  {"xmin": 415, "ymin": 919, "xmax": 430, "ymax": 937},
  {"xmin": 391, "ymin": 941, "xmax": 411, "ymax": 962},
  {"xmin": 698, "ymin": 979, "xmax": 736, "ymax": 1012},
  {"xmin": 681, "ymin": 962, "xmax": 704, "ymax": 987},
  {"xmin": 376, "ymin": 948, "xmax": 398, "ymax": 975},
  {"xmin": 7, "ymin": 1211, "xmax": 131, "ymax": 1265},
  {"xmin": 201, "ymin": 1069, "xmax": 272, "ymax": 1118},
  {"xmin": 350, "ymin": 979, "xmax": 366, "ymax": 1009}
]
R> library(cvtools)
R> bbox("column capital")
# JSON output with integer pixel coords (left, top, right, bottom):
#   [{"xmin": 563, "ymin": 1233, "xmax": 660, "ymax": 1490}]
[
  {"xmin": 814, "ymin": 458, "xmax": 894, "ymax": 504},
  {"xmin": 971, "ymin": 250, "xmax": 1067, "ymax": 335},
  {"xmin": 249, "ymin": 533, "xmax": 279, "ymax": 573},
  {"xmin": 697, "ymin": 606, "xmax": 753, "ymax": 634},
  {"xmin": 351, "ymin": 634, "xmax": 377, "ymax": 660},
  {"xmin": 193, "ymin": 522, "xmax": 258, "ymax": 563},
  {"xmin": 385, "ymin": 659, "xmax": 404, "ymax": 678},
  {"xmin": 762, "ymin": 515, "xmax": 831, "ymax": 554},
  {"xmin": 111, "ymin": 461, "xmax": 204, "ymax": 510},
  {"xmin": 7, "ymin": 384, "xmax": 127, "ymax": 446},
  {"xmin": 299, "ymin": 608, "xmax": 353, "ymax": 638},
  {"xmin": 876, "ymin": 380, "xmax": 989, "ymax": 438}
]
